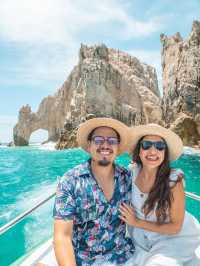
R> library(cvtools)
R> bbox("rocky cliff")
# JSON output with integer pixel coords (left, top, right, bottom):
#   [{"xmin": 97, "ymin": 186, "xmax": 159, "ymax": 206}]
[
  {"xmin": 161, "ymin": 20, "xmax": 200, "ymax": 146},
  {"xmin": 14, "ymin": 44, "xmax": 161, "ymax": 147}
]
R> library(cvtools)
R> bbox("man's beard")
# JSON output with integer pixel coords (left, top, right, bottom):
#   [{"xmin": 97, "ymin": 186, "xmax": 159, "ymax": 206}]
[
  {"xmin": 96, "ymin": 148, "xmax": 112, "ymax": 167},
  {"xmin": 98, "ymin": 158, "xmax": 111, "ymax": 166}
]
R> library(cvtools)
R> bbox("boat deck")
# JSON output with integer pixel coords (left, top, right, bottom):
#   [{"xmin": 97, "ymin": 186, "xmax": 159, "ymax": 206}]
[{"xmin": 14, "ymin": 238, "xmax": 56, "ymax": 266}]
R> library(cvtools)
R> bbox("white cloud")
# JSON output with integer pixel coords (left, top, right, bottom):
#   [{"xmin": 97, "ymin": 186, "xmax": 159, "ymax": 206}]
[
  {"xmin": 0, "ymin": 42, "xmax": 79, "ymax": 88},
  {"xmin": 0, "ymin": 0, "xmax": 74, "ymax": 44},
  {"xmin": 0, "ymin": 115, "xmax": 17, "ymax": 125},
  {"xmin": 0, "ymin": 0, "xmax": 167, "ymax": 88},
  {"xmin": 0, "ymin": 115, "xmax": 17, "ymax": 143},
  {"xmin": 0, "ymin": 0, "xmax": 164, "ymax": 43},
  {"xmin": 118, "ymin": 15, "xmax": 164, "ymax": 39}
]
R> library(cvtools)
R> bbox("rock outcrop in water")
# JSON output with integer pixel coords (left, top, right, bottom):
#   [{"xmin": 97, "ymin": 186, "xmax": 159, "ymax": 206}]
[
  {"xmin": 14, "ymin": 102, "xmax": 61, "ymax": 146},
  {"xmin": 161, "ymin": 20, "xmax": 200, "ymax": 146},
  {"xmin": 14, "ymin": 44, "xmax": 161, "ymax": 147},
  {"xmin": 14, "ymin": 21, "xmax": 200, "ymax": 148}
]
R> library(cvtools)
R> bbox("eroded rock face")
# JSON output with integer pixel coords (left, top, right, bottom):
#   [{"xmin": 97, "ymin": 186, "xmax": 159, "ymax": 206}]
[
  {"xmin": 161, "ymin": 20, "xmax": 200, "ymax": 145},
  {"xmin": 14, "ymin": 44, "xmax": 161, "ymax": 147},
  {"xmin": 170, "ymin": 113, "xmax": 200, "ymax": 146},
  {"xmin": 13, "ymin": 97, "xmax": 61, "ymax": 146}
]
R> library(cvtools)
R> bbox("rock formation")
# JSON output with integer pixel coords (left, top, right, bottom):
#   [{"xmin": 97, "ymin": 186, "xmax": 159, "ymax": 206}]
[
  {"xmin": 14, "ymin": 98, "xmax": 62, "ymax": 146},
  {"xmin": 14, "ymin": 44, "xmax": 161, "ymax": 147},
  {"xmin": 161, "ymin": 20, "xmax": 200, "ymax": 146}
]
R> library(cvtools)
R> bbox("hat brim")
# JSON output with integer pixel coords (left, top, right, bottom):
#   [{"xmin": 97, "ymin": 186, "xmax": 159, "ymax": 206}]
[
  {"xmin": 128, "ymin": 124, "xmax": 183, "ymax": 161},
  {"xmin": 77, "ymin": 118, "xmax": 129, "ymax": 155}
]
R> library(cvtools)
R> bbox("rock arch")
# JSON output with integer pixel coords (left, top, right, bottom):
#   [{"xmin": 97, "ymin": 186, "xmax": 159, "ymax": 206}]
[
  {"xmin": 13, "ymin": 103, "xmax": 61, "ymax": 146},
  {"xmin": 14, "ymin": 44, "xmax": 161, "ymax": 147}
]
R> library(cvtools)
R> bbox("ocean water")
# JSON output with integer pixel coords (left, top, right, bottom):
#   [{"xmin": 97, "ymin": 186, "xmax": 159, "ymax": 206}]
[{"xmin": 0, "ymin": 145, "xmax": 200, "ymax": 266}]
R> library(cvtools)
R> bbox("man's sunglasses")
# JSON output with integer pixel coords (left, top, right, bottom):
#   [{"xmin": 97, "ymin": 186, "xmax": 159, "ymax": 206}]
[
  {"xmin": 91, "ymin": 136, "xmax": 119, "ymax": 145},
  {"xmin": 140, "ymin": 140, "xmax": 166, "ymax": 151}
]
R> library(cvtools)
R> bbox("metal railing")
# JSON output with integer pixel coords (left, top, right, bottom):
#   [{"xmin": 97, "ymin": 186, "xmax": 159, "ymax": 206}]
[
  {"xmin": 0, "ymin": 192, "xmax": 56, "ymax": 236},
  {"xmin": 0, "ymin": 191, "xmax": 199, "ymax": 236},
  {"xmin": 185, "ymin": 191, "xmax": 200, "ymax": 201}
]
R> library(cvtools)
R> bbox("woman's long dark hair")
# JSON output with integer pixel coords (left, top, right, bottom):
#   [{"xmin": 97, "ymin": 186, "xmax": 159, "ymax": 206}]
[{"xmin": 132, "ymin": 137, "xmax": 183, "ymax": 223}]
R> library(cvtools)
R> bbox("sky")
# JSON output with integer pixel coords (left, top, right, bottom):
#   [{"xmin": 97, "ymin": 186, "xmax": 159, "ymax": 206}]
[{"xmin": 0, "ymin": 0, "xmax": 199, "ymax": 143}]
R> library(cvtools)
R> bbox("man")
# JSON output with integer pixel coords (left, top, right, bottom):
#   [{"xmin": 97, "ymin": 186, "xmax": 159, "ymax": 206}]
[{"xmin": 53, "ymin": 117, "xmax": 134, "ymax": 266}]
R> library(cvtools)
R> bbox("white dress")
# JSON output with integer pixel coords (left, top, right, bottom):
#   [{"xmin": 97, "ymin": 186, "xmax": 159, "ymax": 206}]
[{"xmin": 127, "ymin": 163, "xmax": 200, "ymax": 266}]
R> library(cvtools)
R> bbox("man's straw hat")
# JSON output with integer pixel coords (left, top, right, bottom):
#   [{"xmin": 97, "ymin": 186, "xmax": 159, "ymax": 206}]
[{"xmin": 77, "ymin": 117, "xmax": 129, "ymax": 155}]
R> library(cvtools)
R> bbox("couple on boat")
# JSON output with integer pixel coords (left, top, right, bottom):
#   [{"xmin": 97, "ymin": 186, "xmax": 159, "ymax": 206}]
[{"xmin": 39, "ymin": 117, "xmax": 200, "ymax": 266}]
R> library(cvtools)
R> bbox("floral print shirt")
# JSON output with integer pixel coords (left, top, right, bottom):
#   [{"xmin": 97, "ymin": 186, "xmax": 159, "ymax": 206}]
[{"xmin": 53, "ymin": 159, "xmax": 134, "ymax": 266}]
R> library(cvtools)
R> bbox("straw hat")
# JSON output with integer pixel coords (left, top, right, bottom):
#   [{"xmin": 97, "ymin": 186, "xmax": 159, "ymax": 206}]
[
  {"xmin": 129, "ymin": 123, "xmax": 183, "ymax": 161},
  {"xmin": 77, "ymin": 117, "xmax": 129, "ymax": 155}
]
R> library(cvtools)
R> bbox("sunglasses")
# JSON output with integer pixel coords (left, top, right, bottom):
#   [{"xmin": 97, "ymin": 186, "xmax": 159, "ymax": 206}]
[
  {"xmin": 140, "ymin": 140, "xmax": 166, "ymax": 151},
  {"xmin": 91, "ymin": 136, "xmax": 119, "ymax": 145}
]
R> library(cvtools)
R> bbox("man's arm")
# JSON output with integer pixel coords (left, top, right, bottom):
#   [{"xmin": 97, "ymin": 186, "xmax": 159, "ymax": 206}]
[{"xmin": 54, "ymin": 219, "xmax": 76, "ymax": 266}]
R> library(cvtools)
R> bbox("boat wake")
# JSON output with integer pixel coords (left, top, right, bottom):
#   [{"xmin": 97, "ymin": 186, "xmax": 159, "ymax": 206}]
[{"xmin": 183, "ymin": 146, "xmax": 200, "ymax": 156}]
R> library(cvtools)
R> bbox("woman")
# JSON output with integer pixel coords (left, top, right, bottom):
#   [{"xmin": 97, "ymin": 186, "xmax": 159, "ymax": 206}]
[{"xmin": 119, "ymin": 123, "xmax": 200, "ymax": 266}]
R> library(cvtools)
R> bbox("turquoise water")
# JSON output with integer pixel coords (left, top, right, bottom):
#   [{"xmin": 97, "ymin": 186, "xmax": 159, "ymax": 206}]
[{"xmin": 0, "ymin": 145, "xmax": 200, "ymax": 266}]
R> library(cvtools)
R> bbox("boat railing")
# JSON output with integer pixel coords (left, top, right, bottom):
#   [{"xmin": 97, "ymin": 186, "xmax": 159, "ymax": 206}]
[
  {"xmin": 0, "ymin": 192, "xmax": 56, "ymax": 236},
  {"xmin": 0, "ymin": 191, "xmax": 199, "ymax": 236}
]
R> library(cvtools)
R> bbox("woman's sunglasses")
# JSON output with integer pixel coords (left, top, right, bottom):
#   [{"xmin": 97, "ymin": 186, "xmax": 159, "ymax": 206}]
[
  {"xmin": 91, "ymin": 136, "xmax": 119, "ymax": 145},
  {"xmin": 140, "ymin": 140, "xmax": 166, "ymax": 151}
]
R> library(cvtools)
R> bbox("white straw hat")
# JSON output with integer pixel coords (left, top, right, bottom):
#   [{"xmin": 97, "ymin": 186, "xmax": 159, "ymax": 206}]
[
  {"xmin": 77, "ymin": 117, "xmax": 129, "ymax": 155},
  {"xmin": 129, "ymin": 123, "xmax": 183, "ymax": 161}
]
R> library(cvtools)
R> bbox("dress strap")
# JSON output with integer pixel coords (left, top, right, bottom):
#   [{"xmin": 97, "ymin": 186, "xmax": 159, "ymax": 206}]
[{"xmin": 128, "ymin": 162, "xmax": 140, "ymax": 182}]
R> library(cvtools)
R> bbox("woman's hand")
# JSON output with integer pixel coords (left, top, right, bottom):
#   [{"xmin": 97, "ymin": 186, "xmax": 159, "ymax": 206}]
[{"xmin": 119, "ymin": 203, "xmax": 138, "ymax": 227}]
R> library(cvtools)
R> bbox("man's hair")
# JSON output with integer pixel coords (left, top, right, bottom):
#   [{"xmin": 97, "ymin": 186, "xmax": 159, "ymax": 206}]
[{"xmin": 87, "ymin": 127, "xmax": 120, "ymax": 142}]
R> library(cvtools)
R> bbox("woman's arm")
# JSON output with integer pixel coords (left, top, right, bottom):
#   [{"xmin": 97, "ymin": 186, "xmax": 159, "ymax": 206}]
[{"xmin": 119, "ymin": 180, "xmax": 185, "ymax": 235}]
